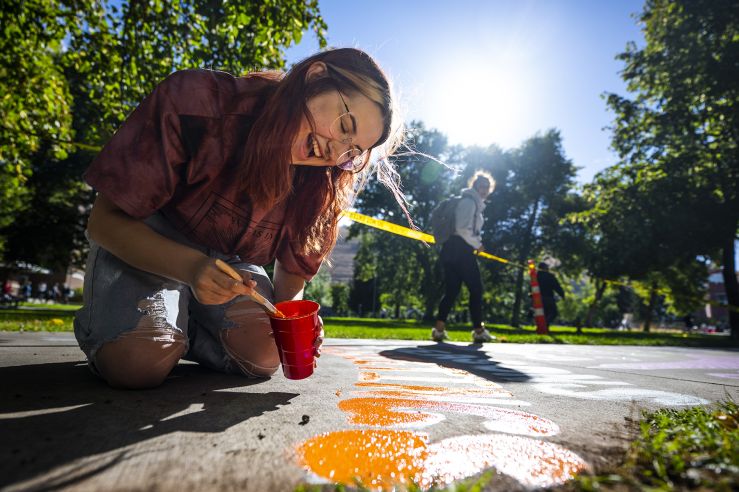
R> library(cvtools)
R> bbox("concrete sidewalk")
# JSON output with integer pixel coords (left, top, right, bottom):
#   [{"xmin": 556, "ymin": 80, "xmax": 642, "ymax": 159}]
[{"xmin": 1, "ymin": 332, "xmax": 737, "ymax": 491}]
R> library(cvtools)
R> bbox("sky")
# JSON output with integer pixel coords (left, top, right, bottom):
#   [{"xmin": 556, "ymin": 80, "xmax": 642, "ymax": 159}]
[{"xmin": 285, "ymin": 0, "xmax": 646, "ymax": 184}]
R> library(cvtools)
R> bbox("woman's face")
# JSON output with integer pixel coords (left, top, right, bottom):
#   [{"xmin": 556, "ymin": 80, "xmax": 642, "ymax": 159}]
[{"xmin": 291, "ymin": 87, "xmax": 384, "ymax": 169}]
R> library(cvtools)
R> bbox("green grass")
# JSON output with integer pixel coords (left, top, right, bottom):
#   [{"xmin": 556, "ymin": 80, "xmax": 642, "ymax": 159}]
[
  {"xmin": 324, "ymin": 317, "xmax": 731, "ymax": 347},
  {"xmin": 294, "ymin": 470, "xmax": 495, "ymax": 491},
  {"xmin": 0, "ymin": 310, "xmax": 733, "ymax": 347},
  {"xmin": 17, "ymin": 301, "xmax": 82, "ymax": 311},
  {"xmin": 0, "ymin": 303, "xmax": 79, "ymax": 331},
  {"xmin": 570, "ymin": 400, "xmax": 739, "ymax": 491}
]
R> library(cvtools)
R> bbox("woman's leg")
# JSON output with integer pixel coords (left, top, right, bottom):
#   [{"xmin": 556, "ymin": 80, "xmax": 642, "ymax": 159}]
[
  {"xmin": 220, "ymin": 298, "xmax": 280, "ymax": 377},
  {"xmin": 437, "ymin": 259, "xmax": 464, "ymax": 323},
  {"xmin": 95, "ymin": 325, "xmax": 186, "ymax": 389},
  {"xmin": 74, "ymin": 241, "xmax": 190, "ymax": 389},
  {"xmin": 187, "ymin": 263, "xmax": 279, "ymax": 378},
  {"xmin": 459, "ymin": 252, "xmax": 483, "ymax": 328}
]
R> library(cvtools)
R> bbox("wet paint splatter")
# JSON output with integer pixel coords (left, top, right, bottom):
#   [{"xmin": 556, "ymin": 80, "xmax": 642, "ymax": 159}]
[
  {"xmin": 339, "ymin": 397, "xmax": 558, "ymax": 436},
  {"xmin": 297, "ymin": 430, "xmax": 587, "ymax": 490},
  {"xmin": 298, "ymin": 429, "xmax": 429, "ymax": 488},
  {"xmin": 338, "ymin": 397, "xmax": 445, "ymax": 428},
  {"xmin": 296, "ymin": 346, "xmax": 587, "ymax": 490},
  {"xmin": 424, "ymin": 434, "xmax": 588, "ymax": 488},
  {"xmin": 355, "ymin": 382, "xmax": 512, "ymax": 397}
]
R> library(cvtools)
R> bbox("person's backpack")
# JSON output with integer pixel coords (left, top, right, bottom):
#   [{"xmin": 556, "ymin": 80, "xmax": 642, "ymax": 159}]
[{"xmin": 430, "ymin": 196, "xmax": 462, "ymax": 245}]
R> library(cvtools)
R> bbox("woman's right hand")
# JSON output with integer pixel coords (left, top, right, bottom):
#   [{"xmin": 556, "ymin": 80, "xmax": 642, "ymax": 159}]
[{"xmin": 188, "ymin": 257, "xmax": 256, "ymax": 305}]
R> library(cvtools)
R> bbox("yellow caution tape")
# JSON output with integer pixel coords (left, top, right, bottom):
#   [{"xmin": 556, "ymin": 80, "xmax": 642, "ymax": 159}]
[
  {"xmin": 341, "ymin": 210, "xmax": 522, "ymax": 268},
  {"xmin": 475, "ymin": 250, "xmax": 514, "ymax": 266},
  {"xmin": 341, "ymin": 210, "xmax": 739, "ymax": 313},
  {"xmin": 340, "ymin": 210, "xmax": 436, "ymax": 244}
]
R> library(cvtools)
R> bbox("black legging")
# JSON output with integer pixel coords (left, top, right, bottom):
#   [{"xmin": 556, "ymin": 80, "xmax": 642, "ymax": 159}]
[{"xmin": 436, "ymin": 235, "xmax": 483, "ymax": 328}]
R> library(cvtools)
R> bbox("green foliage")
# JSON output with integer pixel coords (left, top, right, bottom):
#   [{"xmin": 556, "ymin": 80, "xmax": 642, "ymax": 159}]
[
  {"xmin": 0, "ymin": 0, "xmax": 75, "ymax": 230},
  {"xmin": 0, "ymin": 0, "xmax": 327, "ymax": 269},
  {"xmin": 330, "ymin": 282, "xmax": 350, "ymax": 315},
  {"xmin": 350, "ymin": 122, "xmax": 452, "ymax": 320},
  {"xmin": 572, "ymin": 0, "xmax": 739, "ymax": 334},
  {"xmin": 304, "ymin": 267, "xmax": 332, "ymax": 306},
  {"xmin": 573, "ymin": 400, "xmax": 739, "ymax": 491}
]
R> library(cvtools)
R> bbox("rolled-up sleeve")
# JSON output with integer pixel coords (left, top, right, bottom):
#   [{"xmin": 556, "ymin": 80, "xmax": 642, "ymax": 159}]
[
  {"xmin": 276, "ymin": 235, "xmax": 325, "ymax": 282},
  {"xmin": 84, "ymin": 72, "xmax": 189, "ymax": 218}
]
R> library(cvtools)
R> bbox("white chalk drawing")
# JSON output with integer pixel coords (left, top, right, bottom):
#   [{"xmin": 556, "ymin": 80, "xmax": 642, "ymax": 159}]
[{"xmin": 394, "ymin": 347, "xmax": 709, "ymax": 406}]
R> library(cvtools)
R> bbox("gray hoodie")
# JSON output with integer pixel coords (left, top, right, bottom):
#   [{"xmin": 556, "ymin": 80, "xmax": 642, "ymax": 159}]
[{"xmin": 454, "ymin": 188, "xmax": 485, "ymax": 249}]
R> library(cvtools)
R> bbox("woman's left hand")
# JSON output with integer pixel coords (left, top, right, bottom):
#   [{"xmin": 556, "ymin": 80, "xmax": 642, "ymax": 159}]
[{"xmin": 314, "ymin": 315, "xmax": 324, "ymax": 358}]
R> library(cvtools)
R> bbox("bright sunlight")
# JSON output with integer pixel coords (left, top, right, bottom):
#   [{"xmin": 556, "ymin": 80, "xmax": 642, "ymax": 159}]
[{"xmin": 428, "ymin": 58, "xmax": 533, "ymax": 148}]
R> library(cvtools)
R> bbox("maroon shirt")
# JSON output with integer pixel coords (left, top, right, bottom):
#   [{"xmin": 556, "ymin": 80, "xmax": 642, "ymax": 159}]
[{"xmin": 85, "ymin": 69, "xmax": 323, "ymax": 280}]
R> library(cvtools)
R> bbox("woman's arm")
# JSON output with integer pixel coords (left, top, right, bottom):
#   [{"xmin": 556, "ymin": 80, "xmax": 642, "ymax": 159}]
[
  {"xmin": 87, "ymin": 193, "xmax": 254, "ymax": 304},
  {"xmin": 273, "ymin": 259, "xmax": 305, "ymax": 302}
]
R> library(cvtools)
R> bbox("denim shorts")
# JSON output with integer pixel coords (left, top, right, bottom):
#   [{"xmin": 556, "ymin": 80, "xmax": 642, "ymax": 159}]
[{"xmin": 73, "ymin": 213, "xmax": 274, "ymax": 375}]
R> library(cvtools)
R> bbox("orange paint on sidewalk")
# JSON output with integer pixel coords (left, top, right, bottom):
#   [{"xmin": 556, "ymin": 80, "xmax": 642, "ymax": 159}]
[
  {"xmin": 296, "ymin": 347, "xmax": 588, "ymax": 489},
  {"xmin": 355, "ymin": 382, "xmax": 512, "ymax": 397},
  {"xmin": 339, "ymin": 397, "xmax": 558, "ymax": 436},
  {"xmin": 297, "ymin": 429, "xmax": 429, "ymax": 489}
]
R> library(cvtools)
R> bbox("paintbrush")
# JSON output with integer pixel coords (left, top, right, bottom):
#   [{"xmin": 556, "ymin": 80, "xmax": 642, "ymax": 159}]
[{"xmin": 214, "ymin": 259, "xmax": 286, "ymax": 318}]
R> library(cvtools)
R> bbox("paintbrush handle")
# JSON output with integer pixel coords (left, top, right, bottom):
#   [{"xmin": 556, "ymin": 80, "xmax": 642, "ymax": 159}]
[{"xmin": 214, "ymin": 259, "xmax": 280, "ymax": 316}]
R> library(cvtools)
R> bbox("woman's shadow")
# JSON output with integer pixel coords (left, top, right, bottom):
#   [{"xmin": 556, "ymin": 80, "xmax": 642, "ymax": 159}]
[{"xmin": 0, "ymin": 361, "xmax": 297, "ymax": 490}]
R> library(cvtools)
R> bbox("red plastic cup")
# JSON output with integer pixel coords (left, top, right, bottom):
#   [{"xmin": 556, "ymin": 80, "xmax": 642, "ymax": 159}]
[{"xmin": 269, "ymin": 300, "xmax": 320, "ymax": 380}]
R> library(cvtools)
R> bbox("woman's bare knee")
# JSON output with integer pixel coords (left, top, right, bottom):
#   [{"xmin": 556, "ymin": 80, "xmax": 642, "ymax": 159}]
[
  {"xmin": 221, "ymin": 323, "xmax": 279, "ymax": 378},
  {"xmin": 95, "ymin": 336, "xmax": 185, "ymax": 389}
]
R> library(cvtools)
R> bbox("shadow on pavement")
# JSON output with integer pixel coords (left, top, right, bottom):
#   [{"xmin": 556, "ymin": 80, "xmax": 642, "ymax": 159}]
[
  {"xmin": 0, "ymin": 361, "xmax": 297, "ymax": 490},
  {"xmin": 379, "ymin": 342, "xmax": 531, "ymax": 384}
]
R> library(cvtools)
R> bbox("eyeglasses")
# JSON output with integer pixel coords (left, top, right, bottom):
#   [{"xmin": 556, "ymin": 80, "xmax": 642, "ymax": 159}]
[{"xmin": 329, "ymin": 90, "xmax": 368, "ymax": 171}]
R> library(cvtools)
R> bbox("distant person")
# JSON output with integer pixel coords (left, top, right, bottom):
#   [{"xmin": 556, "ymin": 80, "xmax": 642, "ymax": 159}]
[
  {"xmin": 21, "ymin": 280, "xmax": 32, "ymax": 301},
  {"xmin": 537, "ymin": 262, "xmax": 565, "ymax": 325},
  {"xmin": 432, "ymin": 171, "xmax": 495, "ymax": 343},
  {"xmin": 51, "ymin": 283, "xmax": 62, "ymax": 302},
  {"xmin": 63, "ymin": 284, "xmax": 73, "ymax": 304},
  {"xmin": 683, "ymin": 314, "xmax": 696, "ymax": 332},
  {"xmin": 37, "ymin": 282, "xmax": 47, "ymax": 303}
]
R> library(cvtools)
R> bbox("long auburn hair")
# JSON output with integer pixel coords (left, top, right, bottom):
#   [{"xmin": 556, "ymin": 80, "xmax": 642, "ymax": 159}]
[{"xmin": 239, "ymin": 48, "xmax": 401, "ymax": 258}]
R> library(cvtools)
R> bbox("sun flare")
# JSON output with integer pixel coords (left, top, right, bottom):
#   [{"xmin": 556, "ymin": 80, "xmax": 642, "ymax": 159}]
[{"xmin": 431, "ymin": 62, "xmax": 531, "ymax": 148}]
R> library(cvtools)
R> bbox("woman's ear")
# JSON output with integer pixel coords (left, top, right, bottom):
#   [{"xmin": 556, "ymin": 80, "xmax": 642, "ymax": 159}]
[{"xmin": 305, "ymin": 62, "xmax": 328, "ymax": 82}]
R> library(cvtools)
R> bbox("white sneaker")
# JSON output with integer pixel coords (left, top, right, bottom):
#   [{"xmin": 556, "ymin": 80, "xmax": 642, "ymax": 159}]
[
  {"xmin": 472, "ymin": 327, "xmax": 495, "ymax": 343},
  {"xmin": 431, "ymin": 327, "xmax": 449, "ymax": 342}
]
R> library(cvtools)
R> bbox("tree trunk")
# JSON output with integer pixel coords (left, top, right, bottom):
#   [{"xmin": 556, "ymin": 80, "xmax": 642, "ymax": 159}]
[
  {"xmin": 643, "ymin": 283, "xmax": 658, "ymax": 333},
  {"xmin": 584, "ymin": 279, "xmax": 606, "ymax": 328},
  {"xmin": 721, "ymin": 234, "xmax": 739, "ymax": 342},
  {"xmin": 511, "ymin": 199, "xmax": 540, "ymax": 328}
]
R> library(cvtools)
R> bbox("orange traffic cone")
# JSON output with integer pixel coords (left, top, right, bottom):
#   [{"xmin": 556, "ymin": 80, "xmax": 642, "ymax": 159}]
[{"xmin": 528, "ymin": 260, "xmax": 548, "ymax": 335}]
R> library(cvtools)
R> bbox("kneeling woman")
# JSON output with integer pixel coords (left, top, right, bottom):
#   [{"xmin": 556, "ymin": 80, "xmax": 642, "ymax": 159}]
[{"xmin": 74, "ymin": 48, "xmax": 402, "ymax": 389}]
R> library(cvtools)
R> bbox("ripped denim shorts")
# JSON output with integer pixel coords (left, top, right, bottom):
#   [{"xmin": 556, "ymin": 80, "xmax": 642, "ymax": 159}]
[{"xmin": 73, "ymin": 213, "xmax": 275, "ymax": 376}]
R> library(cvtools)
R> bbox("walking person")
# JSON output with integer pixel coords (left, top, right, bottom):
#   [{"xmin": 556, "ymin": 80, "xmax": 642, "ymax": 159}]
[
  {"xmin": 432, "ymin": 171, "xmax": 496, "ymax": 343},
  {"xmin": 537, "ymin": 262, "xmax": 565, "ymax": 325},
  {"xmin": 74, "ymin": 48, "xmax": 403, "ymax": 389}
]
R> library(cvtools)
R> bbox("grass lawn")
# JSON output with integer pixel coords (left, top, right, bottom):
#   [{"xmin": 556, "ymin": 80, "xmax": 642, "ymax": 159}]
[
  {"xmin": 1, "ymin": 309, "xmax": 733, "ymax": 347},
  {"xmin": 323, "ymin": 317, "xmax": 734, "ymax": 347},
  {"xmin": 567, "ymin": 400, "xmax": 739, "ymax": 491}
]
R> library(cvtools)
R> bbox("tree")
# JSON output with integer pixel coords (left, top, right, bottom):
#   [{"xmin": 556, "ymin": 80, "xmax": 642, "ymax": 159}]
[
  {"xmin": 600, "ymin": 0, "xmax": 738, "ymax": 339},
  {"xmin": 304, "ymin": 267, "xmax": 332, "ymax": 306},
  {"xmin": 0, "ymin": 0, "xmax": 327, "ymax": 270},
  {"xmin": 350, "ymin": 122, "xmax": 454, "ymax": 321},
  {"xmin": 330, "ymin": 282, "xmax": 350, "ymax": 315},
  {"xmin": 481, "ymin": 130, "xmax": 578, "ymax": 327},
  {"xmin": 0, "ymin": 1, "xmax": 75, "ymax": 245}
]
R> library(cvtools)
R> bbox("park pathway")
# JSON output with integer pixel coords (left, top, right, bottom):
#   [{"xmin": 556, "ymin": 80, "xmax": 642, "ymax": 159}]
[{"xmin": 1, "ymin": 332, "xmax": 737, "ymax": 491}]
